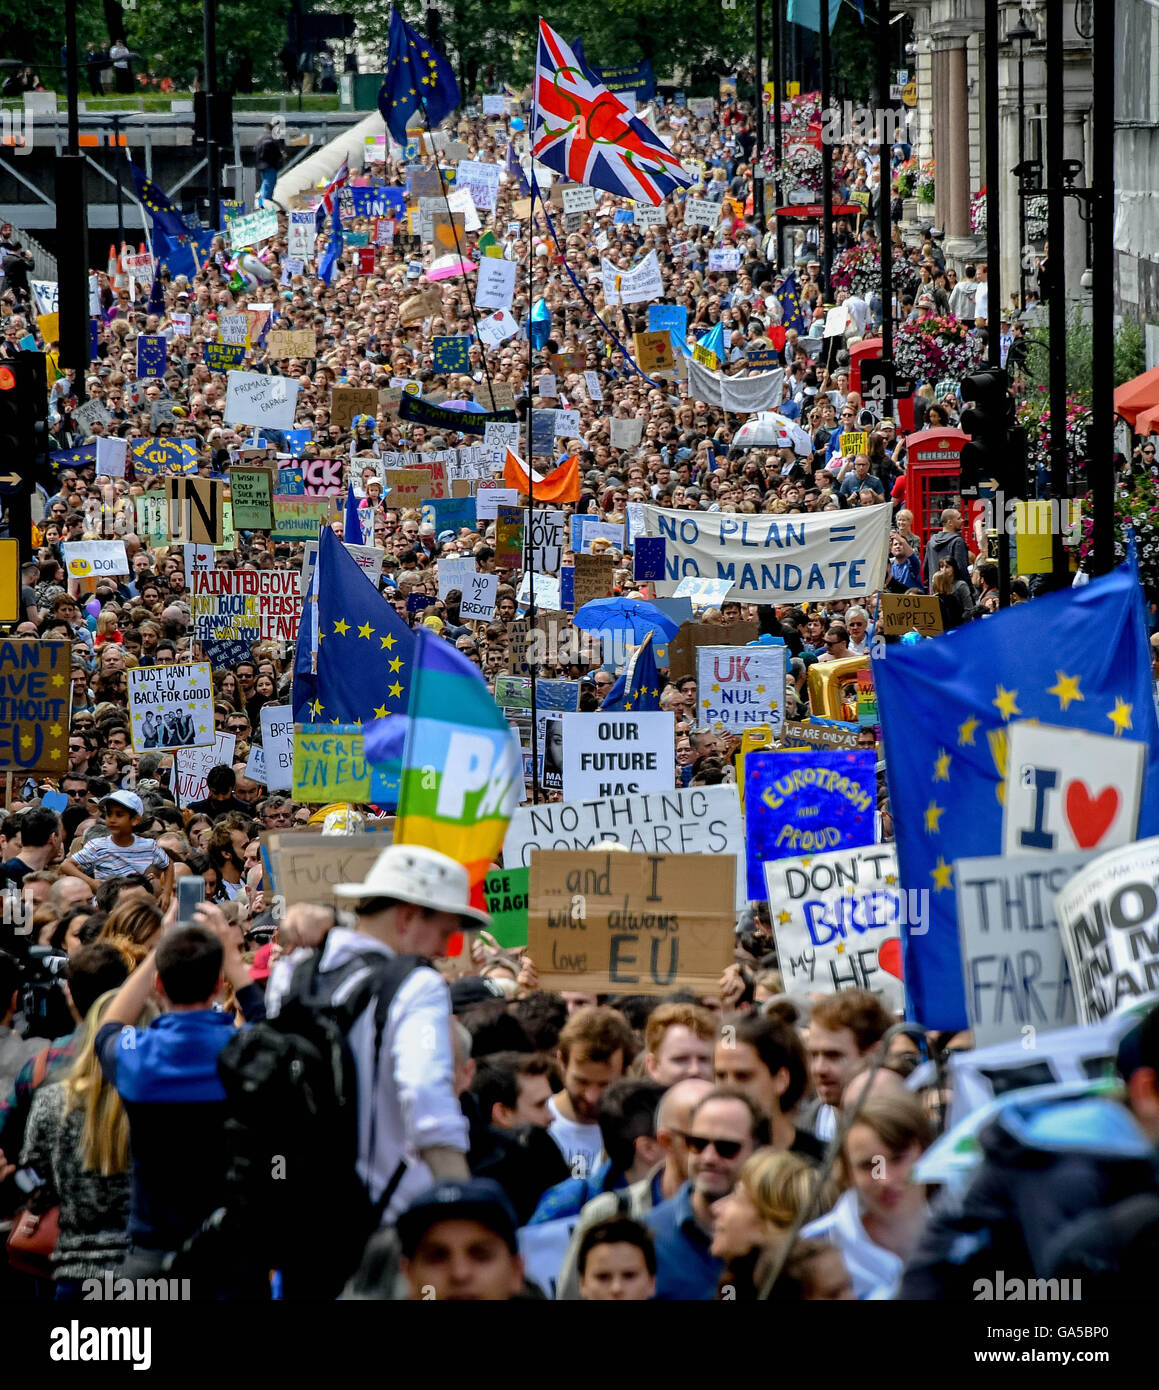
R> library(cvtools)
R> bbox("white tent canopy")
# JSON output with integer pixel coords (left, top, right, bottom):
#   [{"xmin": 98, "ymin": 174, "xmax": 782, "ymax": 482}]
[{"xmin": 273, "ymin": 110, "xmax": 388, "ymax": 207}]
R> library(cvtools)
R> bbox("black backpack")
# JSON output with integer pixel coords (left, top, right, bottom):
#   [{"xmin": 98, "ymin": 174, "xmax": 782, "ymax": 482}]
[{"xmin": 173, "ymin": 946, "xmax": 428, "ymax": 1298}]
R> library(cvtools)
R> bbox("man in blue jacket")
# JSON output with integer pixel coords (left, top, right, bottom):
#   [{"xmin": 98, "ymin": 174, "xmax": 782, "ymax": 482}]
[{"xmin": 96, "ymin": 902, "xmax": 266, "ymax": 1293}]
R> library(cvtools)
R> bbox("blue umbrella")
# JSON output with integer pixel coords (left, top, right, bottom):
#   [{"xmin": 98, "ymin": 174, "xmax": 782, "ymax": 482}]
[{"xmin": 573, "ymin": 597, "xmax": 682, "ymax": 643}]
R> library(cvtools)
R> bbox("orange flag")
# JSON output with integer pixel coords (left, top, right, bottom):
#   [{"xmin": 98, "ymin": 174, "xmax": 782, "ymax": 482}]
[{"xmin": 503, "ymin": 449, "xmax": 581, "ymax": 504}]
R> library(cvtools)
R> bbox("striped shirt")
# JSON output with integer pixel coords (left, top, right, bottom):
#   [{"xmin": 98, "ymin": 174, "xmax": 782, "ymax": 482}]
[{"xmin": 71, "ymin": 834, "xmax": 170, "ymax": 881}]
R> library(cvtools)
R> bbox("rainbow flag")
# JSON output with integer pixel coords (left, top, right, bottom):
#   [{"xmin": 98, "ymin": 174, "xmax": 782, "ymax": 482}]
[{"xmin": 379, "ymin": 628, "xmax": 522, "ymax": 909}]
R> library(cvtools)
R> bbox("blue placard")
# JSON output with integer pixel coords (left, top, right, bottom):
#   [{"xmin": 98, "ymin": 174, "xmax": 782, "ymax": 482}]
[
  {"xmin": 421, "ymin": 497, "xmax": 477, "ymax": 533},
  {"xmin": 745, "ymin": 346, "xmax": 780, "ymax": 372},
  {"xmin": 276, "ymin": 467, "xmax": 305, "ymax": 494},
  {"xmin": 350, "ymin": 185, "xmax": 406, "ymax": 219},
  {"xmin": 744, "ymin": 750, "xmax": 877, "ymax": 902},
  {"xmin": 201, "ymin": 637, "xmax": 255, "ymax": 669},
  {"xmin": 648, "ymin": 304, "xmax": 688, "ymax": 357},
  {"xmin": 633, "ymin": 537, "xmax": 666, "ymax": 581},
  {"xmin": 560, "ymin": 565, "xmax": 575, "ymax": 612},
  {"xmin": 282, "ymin": 429, "xmax": 312, "ymax": 458},
  {"xmin": 530, "ymin": 410, "xmax": 556, "ymax": 458},
  {"xmin": 613, "ymin": 209, "xmax": 635, "ymax": 224}
]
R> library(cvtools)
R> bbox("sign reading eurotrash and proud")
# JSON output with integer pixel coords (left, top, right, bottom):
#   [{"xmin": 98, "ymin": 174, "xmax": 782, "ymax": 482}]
[{"xmin": 640, "ymin": 504, "xmax": 891, "ymax": 604}]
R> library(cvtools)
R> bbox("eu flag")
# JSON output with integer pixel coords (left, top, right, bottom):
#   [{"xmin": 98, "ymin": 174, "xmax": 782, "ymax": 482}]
[
  {"xmin": 51, "ymin": 444, "xmax": 98, "ymax": 468},
  {"xmin": 873, "ymin": 560, "xmax": 1159, "ymax": 1031},
  {"xmin": 432, "ymin": 336, "xmax": 469, "ymax": 374},
  {"xmin": 505, "ymin": 141, "xmax": 530, "ymax": 197},
  {"xmin": 318, "ymin": 201, "xmax": 343, "ymax": 288},
  {"xmin": 601, "ymin": 631, "xmax": 662, "ymax": 712},
  {"xmin": 128, "ymin": 161, "xmax": 190, "ymax": 241},
  {"xmin": 292, "ymin": 525, "xmax": 414, "ymax": 726},
  {"xmin": 136, "ymin": 334, "xmax": 166, "ymax": 379},
  {"xmin": 774, "ymin": 272, "xmax": 809, "ymax": 336},
  {"xmin": 378, "ymin": 8, "xmax": 461, "ymax": 146}
]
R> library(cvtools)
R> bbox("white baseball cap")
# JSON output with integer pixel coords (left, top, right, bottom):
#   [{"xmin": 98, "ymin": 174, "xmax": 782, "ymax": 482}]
[{"xmin": 333, "ymin": 843, "xmax": 490, "ymax": 928}]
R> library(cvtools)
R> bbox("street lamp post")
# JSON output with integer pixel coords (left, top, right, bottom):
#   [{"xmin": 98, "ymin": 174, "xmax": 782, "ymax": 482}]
[
  {"xmin": 1007, "ymin": 10, "xmax": 1036, "ymax": 311},
  {"xmin": 819, "ymin": 0, "xmax": 832, "ymax": 298},
  {"xmin": 755, "ymin": 0, "xmax": 765, "ymax": 231}
]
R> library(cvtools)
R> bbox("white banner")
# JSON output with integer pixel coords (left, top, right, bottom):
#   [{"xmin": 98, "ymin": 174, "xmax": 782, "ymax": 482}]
[
  {"xmin": 224, "ymin": 371, "xmax": 300, "ymax": 431},
  {"xmin": 1056, "ymin": 837, "xmax": 1159, "ymax": 1026},
  {"xmin": 640, "ymin": 503, "xmax": 891, "ymax": 604},
  {"xmin": 62, "ymin": 539, "xmax": 129, "ymax": 579},
  {"xmin": 697, "ymin": 645, "xmax": 786, "ymax": 735},
  {"xmin": 287, "ymin": 210, "xmax": 317, "ymax": 259},
  {"xmin": 954, "ymin": 851, "xmax": 1090, "ymax": 1048},
  {"xmin": 601, "ymin": 251, "xmax": 662, "ymax": 306},
  {"xmin": 504, "ymin": 784, "xmax": 747, "ymax": 909},
  {"xmin": 687, "ymin": 358, "xmax": 785, "ymax": 412},
  {"xmin": 765, "ymin": 846, "xmax": 905, "ymax": 1013},
  {"xmin": 561, "ymin": 711, "xmax": 674, "ymax": 801},
  {"xmin": 174, "ymin": 731, "xmax": 235, "ymax": 808}
]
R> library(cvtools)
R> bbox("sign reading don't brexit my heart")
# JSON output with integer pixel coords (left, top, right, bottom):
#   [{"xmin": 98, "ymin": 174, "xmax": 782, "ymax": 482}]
[{"xmin": 1001, "ymin": 722, "xmax": 1145, "ymax": 858}]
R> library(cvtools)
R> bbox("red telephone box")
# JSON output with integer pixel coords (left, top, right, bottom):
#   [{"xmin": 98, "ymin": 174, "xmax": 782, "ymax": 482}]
[{"xmin": 902, "ymin": 428, "xmax": 973, "ymax": 552}]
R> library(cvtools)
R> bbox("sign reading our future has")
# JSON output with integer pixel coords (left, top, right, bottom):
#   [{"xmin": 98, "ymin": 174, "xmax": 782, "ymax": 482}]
[
  {"xmin": 561, "ymin": 712, "xmax": 675, "ymax": 800},
  {"xmin": 764, "ymin": 846, "xmax": 905, "ymax": 1013},
  {"xmin": 745, "ymin": 749, "xmax": 877, "ymax": 901},
  {"xmin": 528, "ymin": 850, "xmax": 736, "ymax": 996},
  {"xmin": 640, "ymin": 504, "xmax": 892, "ymax": 604},
  {"xmin": 0, "ymin": 641, "xmax": 71, "ymax": 772}
]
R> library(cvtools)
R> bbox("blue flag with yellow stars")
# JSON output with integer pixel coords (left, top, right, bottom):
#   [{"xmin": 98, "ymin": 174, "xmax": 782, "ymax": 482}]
[
  {"xmin": 131, "ymin": 438, "xmax": 196, "ymax": 477},
  {"xmin": 432, "ymin": 336, "xmax": 470, "ymax": 374},
  {"xmin": 601, "ymin": 631, "xmax": 662, "ymax": 713},
  {"xmin": 378, "ymin": 7, "xmax": 461, "ymax": 147},
  {"xmin": 136, "ymin": 334, "xmax": 167, "ymax": 379},
  {"xmin": 128, "ymin": 161, "xmax": 190, "ymax": 241},
  {"xmin": 873, "ymin": 559, "xmax": 1159, "ymax": 1031},
  {"xmin": 51, "ymin": 444, "xmax": 97, "ymax": 468},
  {"xmin": 774, "ymin": 272, "xmax": 809, "ymax": 336},
  {"xmin": 292, "ymin": 524, "xmax": 414, "ymax": 726}
]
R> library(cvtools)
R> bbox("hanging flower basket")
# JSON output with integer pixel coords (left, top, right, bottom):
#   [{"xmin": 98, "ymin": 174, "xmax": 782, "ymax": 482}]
[
  {"xmin": 830, "ymin": 243, "xmax": 920, "ymax": 300},
  {"xmin": 971, "ymin": 187, "xmax": 1048, "ymax": 241},
  {"xmin": 892, "ymin": 313, "xmax": 983, "ymax": 385},
  {"xmin": 915, "ymin": 159, "xmax": 936, "ymax": 204}
]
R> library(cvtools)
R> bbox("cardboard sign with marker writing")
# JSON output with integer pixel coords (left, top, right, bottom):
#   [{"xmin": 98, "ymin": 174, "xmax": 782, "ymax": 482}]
[
  {"xmin": 229, "ymin": 468, "xmax": 275, "ymax": 531},
  {"xmin": 880, "ymin": 593, "xmax": 943, "ymax": 636},
  {"xmin": 572, "ymin": 553, "xmax": 615, "ymax": 608},
  {"xmin": 475, "ymin": 380, "xmax": 517, "ymax": 411},
  {"xmin": 330, "ymin": 387, "xmax": 379, "ymax": 430},
  {"xmin": 261, "ymin": 826, "xmax": 394, "ymax": 906},
  {"xmin": 164, "ymin": 477, "xmax": 225, "ymax": 545},
  {"xmin": 666, "ymin": 621, "xmax": 759, "ymax": 681},
  {"xmin": 529, "ymin": 850, "xmax": 736, "ymax": 996},
  {"xmin": 781, "ymin": 719, "xmax": 861, "ymax": 751},
  {"xmin": 383, "ymin": 468, "xmax": 433, "ymax": 506},
  {"xmin": 266, "ymin": 329, "xmax": 317, "ymax": 359}
]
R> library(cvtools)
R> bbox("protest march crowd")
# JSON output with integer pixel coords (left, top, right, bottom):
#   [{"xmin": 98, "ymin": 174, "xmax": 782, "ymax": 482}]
[{"xmin": 1, "ymin": 12, "xmax": 1157, "ymax": 1312}]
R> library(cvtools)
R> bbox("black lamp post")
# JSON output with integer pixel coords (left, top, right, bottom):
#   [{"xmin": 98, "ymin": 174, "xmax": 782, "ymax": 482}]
[{"xmin": 1006, "ymin": 10, "xmax": 1036, "ymax": 311}]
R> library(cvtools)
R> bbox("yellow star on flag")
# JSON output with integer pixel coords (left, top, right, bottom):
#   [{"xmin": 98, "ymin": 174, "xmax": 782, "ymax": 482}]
[
  {"xmin": 334, "ymin": 618, "xmax": 350, "ymax": 636},
  {"xmin": 930, "ymin": 857, "xmax": 953, "ymax": 893},
  {"xmin": 389, "ymin": 681, "xmax": 404, "ymax": 698},
  {"xmin": 933, "ymin": 749, "xmax": 951, "ymax": 782},
  {"xmin": 1047, "ymin": 671, "xmax": 1083, "ymax": 713},
  {"xmin": 1108, "ymin": 698, "xmax": 1133, "ymax": 737},
  {"xmin": 993, "ymin": 685, "xmax": 1020, "ymax": 721},
  {"xmin": 924, "ymin": 800, "xmax": 945, "ymax": 834},
  {"xmin": 373, "ymin": 704, "xmax": 388, "ymax": 719},
  {"xmin": 389, "ymin": 657, "xmax": 404, "ymax": 672},
  {"xmin": 309, "ymin": 699, "xmax": 323, "ymax": 717},
  {"xmin": 381, "ymin": 634, "xmax": 396, "ymax": 650},
  {"xmin": 358, "ymin": 622, "xmax": 374, "ymax": 639},
  {"xmin": 957, "ymin": 715, "xmax": 979, "ymax": 746}
]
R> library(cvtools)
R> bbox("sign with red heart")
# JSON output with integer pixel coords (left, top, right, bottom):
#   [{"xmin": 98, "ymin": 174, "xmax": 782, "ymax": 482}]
[{"xmin": 1002, "ymin": 723, "xmax": 1145, "ymax": 858}]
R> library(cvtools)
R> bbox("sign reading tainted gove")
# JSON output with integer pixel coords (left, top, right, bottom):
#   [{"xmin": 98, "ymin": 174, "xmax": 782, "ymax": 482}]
[{"xmin": 640, "ymin": 504, "xmax": 892, "ymax": 604}]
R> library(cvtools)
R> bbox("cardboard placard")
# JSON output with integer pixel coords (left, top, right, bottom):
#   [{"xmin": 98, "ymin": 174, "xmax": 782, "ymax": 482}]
[
  {"xmin": 384, "ymin": 468, "xmax": 433, "ymax": 506},
  {"xmin": 528, "ymin": 850, "xmax": 736, "ymax": 996},
  {"xmin": 666, "ymin": 621, "xmax": 759, "ymax": 681},
  {"xmin": 781, "ymin": 719, "xmax": 862, "ymax": 751},
  {"xmin": 880, "ymin": 592, "xmax": 944, "ymax": 636},
  {"xmin": 0, "ymin": 641, "xmax": 71, "ymax": 773},
  {"xmin": 572, "ymin": 553, "xmax": 615, "ymax": 609},
  {"xmin": 261, "ymin": 826, "xmax": 395, "ymax": 907},
  {"xmin": 163, "ymin": 478, "xmax": 225, "ymax": 545},
  {"xmin": 292, "ymin": 725, "xmax": 370, "ymax": 804},
  {"xmin": 330, "ymin": 387, "xmax": 379, "ymax": 430},
  {"xmin": 266, "ymin": 329, "xmax": 317, "ymax": 359},
  {"xmin": 475, "ymin": 380, "xmax": 517, "ymax": 411}
]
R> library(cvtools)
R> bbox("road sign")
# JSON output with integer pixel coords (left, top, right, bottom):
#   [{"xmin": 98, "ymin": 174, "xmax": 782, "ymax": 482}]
[
  {"xmin": 0, "ymin": 538, "xmax": 20, "ymax": 623},
  {"xmin": 0, "ymin": 472, "xmax": 21, "ymax": 494}
]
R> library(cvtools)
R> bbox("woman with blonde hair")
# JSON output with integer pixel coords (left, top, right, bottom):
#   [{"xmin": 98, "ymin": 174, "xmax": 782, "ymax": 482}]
[
  {"xmin": 98, "ymin": 894, "xmax": 163, "ymax": 965},
  {"xmin": 18, "ymin": 990, "xmax": 156, "ymax": 1299},
  {"xmin": 712, "ymin": 1150, "xmax": 837, "ymax": 1299}
]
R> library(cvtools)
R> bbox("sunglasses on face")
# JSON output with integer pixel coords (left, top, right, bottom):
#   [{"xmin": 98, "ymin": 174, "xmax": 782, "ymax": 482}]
[{"xmin": 684, "ymin": 1134, "xmax": 745, "ymax": 1159}]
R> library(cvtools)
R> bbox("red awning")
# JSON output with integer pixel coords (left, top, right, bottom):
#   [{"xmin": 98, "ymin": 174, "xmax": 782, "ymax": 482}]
[{"xmin": 773, "ymin": 204, "xmax": 863, "ymax": 218}]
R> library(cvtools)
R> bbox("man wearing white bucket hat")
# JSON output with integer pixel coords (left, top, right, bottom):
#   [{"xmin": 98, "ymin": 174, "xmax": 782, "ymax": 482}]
[{"xmin": 274, "ymin": 844, "xmax": 488, "ymax": 1223}]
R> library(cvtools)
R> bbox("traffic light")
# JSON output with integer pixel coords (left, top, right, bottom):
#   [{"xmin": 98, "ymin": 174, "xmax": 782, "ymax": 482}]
[
  {"xmin": 958, "ymin": 367, "xmax": 1012, "ymax": 496},
  {"xmin": 0, "ymin": 353, "xmax": 49, "ymax": 563}
]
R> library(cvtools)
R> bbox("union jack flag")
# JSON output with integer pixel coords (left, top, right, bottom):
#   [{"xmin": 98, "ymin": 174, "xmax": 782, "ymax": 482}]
[
  {"xmin": 316, "ymin": 158, "xmax": 351, "ymax": 229},
  {"xmin": 532, "ymin": 21, "xmax": 692, "ymax": 207}
]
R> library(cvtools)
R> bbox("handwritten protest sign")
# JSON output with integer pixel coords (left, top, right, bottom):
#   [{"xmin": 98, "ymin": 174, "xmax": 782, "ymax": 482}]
[
  {"xmin": 292, "ymin": 725, "xmax": 370, "ymax": 803},
  {"xmin": 765, "ymin": 846, "xmax": 905, "ymax": 1013},
  {"xmin": 227, "ymin": 206, "xmax": 278, "ymax": 249},
  {"xmin": 383, "ymin": 469, "xmax": 431, "ymax": 506},
  {"xmin": 955, "ymin": 850, "xmax": 1088, "ymax": 1046},
  {"xmin": 266, "ymin": 329, "xmax": 317, "ymax": 360},
  {"xmin": 526, "ymin": 508, "xmax": 565, "ymax": 575},
  {"xmin": 127, "ymin": 663, "xmax": 214, "ymax": 752},
  {"xmin": 698, "ymin": 645, "xmax": 786, "ymax": 735},
  {"xmin": 495, "ymin": 506, "xmax": 524, "ymax": 567},
  {"xmin": 483, "ymin": 868, "xmax": 530, "ymax": 948},
  {"xmin": 0, "ymin": 642, "xmax": 70, "ymax": 773},
  {"xmin": 562, "ymin": 712, "xmax": 674, "ymax": 800},
  {"xmin": 330, "ymin": 387, "xmax": 379, "ymax": 430},
  {"xmin": 529, "ymin": 850, "xmax": 736, "ymax": 996},
  {"xmin": 163, "ymin": 478, "xmax": 225, "ymax": 545},
  {"xmin": 781, "ymin": 719, "xmax": 861, "ymax": 751},
  {"xmin": 640, "ymin": 505, "xmax": 892, "ymax": 605},
  {"xmin": 1002, "ymin": 723, "xmax": 1144, "ymax": 858},
  {"xmin": 880, "ymin": 592, "xmax": 943, "ymax": 636},
  {"xmin": 272, "ymin": 495, "xmax": 332, "ymax": 541},
  {"xmin": 667, "ymin": 621, "xmax": 758, "ymax": 681},
  {"xmin": 505, "ymin": 784, "xmax": 746, "ymax": 909},
  {"xmin": 572, "ymin": 554, "xmax": 615, "ymax": 609},
  {"xmin": 224, "ymin": 372, "xmax": 299, "ymax": 431},
  {"xmin": 744, "ymin": 749, "xmax": 876, "ymax": 901},
  {"xmin": 192, "ymin": 569, "xmax": 302, "ymax": 646},
  {"xmin": 460, "ymin": 571, "xmax": 498, "ymax": 621},
  {"xmin": 1056, "ymin": 838, "xmax": 1159, "ymax": 1025},
  {"xmin": 261, "ymin": 826, "xmax": 395, "ymax": 907},
  {"xmin": 174, "ymin": 732, "xmax": 235, "ymax": 808},
  {"xmin": 229, "ymin": 468, "xmax": 274, "ymax": 530},
  {"xmin": 259, "ymin": 703, "xmax": 294, "ymax": 791}
]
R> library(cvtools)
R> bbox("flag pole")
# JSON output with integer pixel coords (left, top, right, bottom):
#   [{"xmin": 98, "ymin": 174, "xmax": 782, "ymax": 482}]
[
  {"xmin": 416, "ymin": 94, "xmax": 499, "ymax": 405},
  {"xmin": 527, "ymin": 152, "xmax": 541, "ymax": 805}
]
